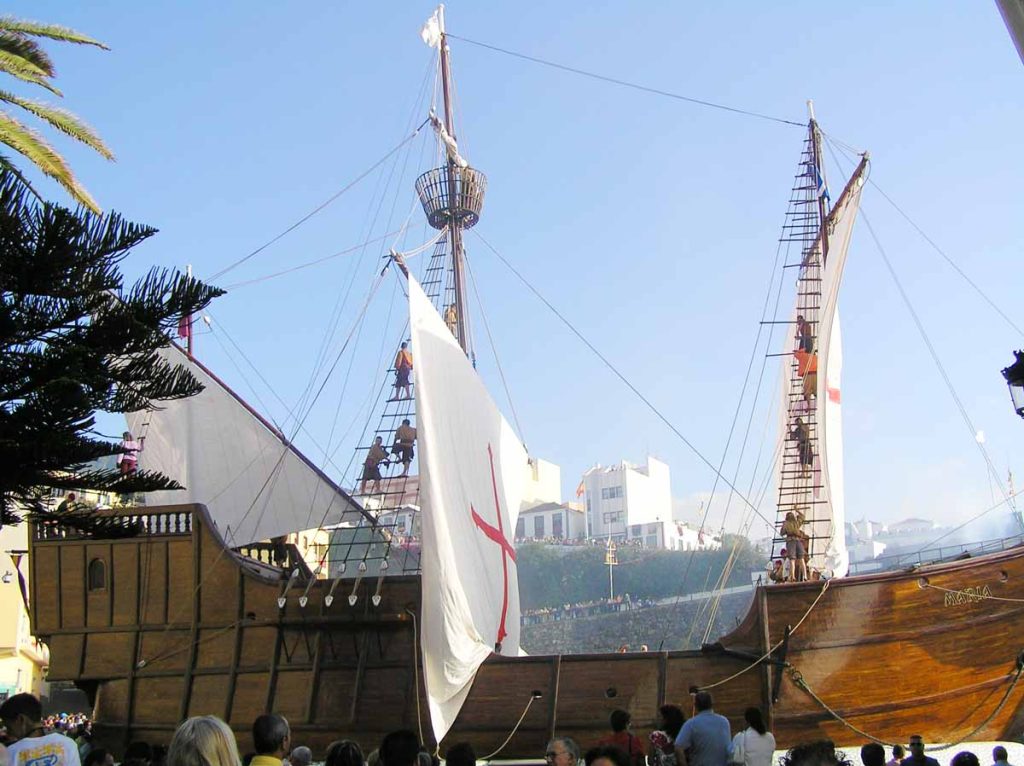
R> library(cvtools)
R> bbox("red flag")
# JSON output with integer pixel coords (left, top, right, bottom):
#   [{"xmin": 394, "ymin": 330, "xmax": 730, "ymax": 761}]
[
  {"xmin": 178, "ymin": 314, "xmax": 192, "ymax": 340},
  {"xmin": 575, "ymin": 480, "xmax": 585, "ymax": 498}
]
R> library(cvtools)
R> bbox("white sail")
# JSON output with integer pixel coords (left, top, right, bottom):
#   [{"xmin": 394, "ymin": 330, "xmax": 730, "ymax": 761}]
[
  {"xmin": 775, "ymin": 152, "xmax": 867, "ymax": 578},
  {"xmin": 126, "ymin": 344, "xmax": 366, "ymax": 546},
  {"xmin": 409, "ymin": 274, "xmax": 528, "ymax": 743}
]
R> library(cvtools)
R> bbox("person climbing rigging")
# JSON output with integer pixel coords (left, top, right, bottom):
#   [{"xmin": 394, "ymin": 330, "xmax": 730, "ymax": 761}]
[
  {"xmin": 394, "ymin": 342, "xmax": 413, "ymax": 400},
  {"xmin": 393, "ymin": 419, "xmax": 417, "ymax": 478},
  {"xmin": 796, "ymin": 314, "xmax": 813, "ymax": 353},
  {"xmin": 780, "ymin": 512, "xmax": 807, "ymax": 582},
  {"xmin": 793, "ymin": 348, "xmax": 818, "ymax": 402},
  {"xmin": 444, "ymin": 304, "xmax": 458, "ymax": 336},
  {"xmin": 118, "ymin": 431, "xmax": 145, "ymax": 475},
  {"xmin": 360, "ymin": 436, "xmax": 390, "ymax": 495},
  {"xmin": 790, "ymin": 417, "xmax": 813, "ymax": 476}
]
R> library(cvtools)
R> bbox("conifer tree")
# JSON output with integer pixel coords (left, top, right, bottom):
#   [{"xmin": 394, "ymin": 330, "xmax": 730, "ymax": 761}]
[{"xmin": 0, "ymin": 167, "xmax": 224, "ymax": 529}]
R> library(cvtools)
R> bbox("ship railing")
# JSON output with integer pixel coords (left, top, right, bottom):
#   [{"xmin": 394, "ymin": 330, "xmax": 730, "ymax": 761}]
[
  {"xmin": 32, "ymin": 509, "xmax": 193, "ymax": 541},
  {"xmin": 233, "ymin": 541, "xmax": 313, "ymax": 579},
  {"xmin": 848, "ymin": 532, "xmax": 1024, "ymax": 574}
]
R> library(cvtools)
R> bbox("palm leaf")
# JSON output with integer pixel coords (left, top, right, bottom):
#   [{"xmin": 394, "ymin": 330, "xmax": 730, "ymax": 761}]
[
  {"xmin": 0, "ymin": 110, "xmax": 100, "ymax": 213},
  {"xmin": 0, "ymin": 90, "xmax": 113, "ymax": 159},
  {"xmin": 0, "ymin": 31, "xmax": 54, "ymax": 76},
  {"xmin": 0, "ymin": 48, "xmax": 61, "ymax": 96},
  {"xmin": 0, "ymin": 17, "xmax": 109, "ymax": 50}
]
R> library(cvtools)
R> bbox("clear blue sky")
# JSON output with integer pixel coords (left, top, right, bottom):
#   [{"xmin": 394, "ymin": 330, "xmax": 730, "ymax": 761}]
[{"xmin": 9, "ymin": 2, "xmax": 1024, "ymax": 540}]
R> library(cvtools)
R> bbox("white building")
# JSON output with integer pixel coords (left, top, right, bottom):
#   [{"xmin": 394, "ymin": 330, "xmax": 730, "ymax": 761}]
[
  {"xmin": 522, "ymin": 457, "xmax": 562, "ymax": 507},
  {"xmin": 516, "ymin": 501, "xmax": 586, "ymax": 541},
  {"xmin": 581, "ymin": 457, "xmax": 675, "ymax": 548},
  {"xmin": 674, "ymin": 522, "xmax": 723, "ymax": 551}
]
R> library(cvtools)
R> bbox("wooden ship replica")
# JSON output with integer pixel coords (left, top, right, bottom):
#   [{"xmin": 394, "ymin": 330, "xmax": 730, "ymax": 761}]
[{"xmin": 27, "ymin": 7, "xmax": 1024, "ymax": 757}]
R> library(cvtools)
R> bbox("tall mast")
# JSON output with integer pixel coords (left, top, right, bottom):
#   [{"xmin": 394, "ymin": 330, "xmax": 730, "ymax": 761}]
[
  {"xmin": 438, "ymin": 7, "xmax": 471, "ymax": 357},
  {"xmin": 807, "ymin": 100, "xmax": 829, "ymax": 262}
]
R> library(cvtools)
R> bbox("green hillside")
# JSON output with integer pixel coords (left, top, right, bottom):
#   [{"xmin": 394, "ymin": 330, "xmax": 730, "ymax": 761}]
[{"xmin": 516, "ymin": 534, "xmax": 766, "ymax": 609}]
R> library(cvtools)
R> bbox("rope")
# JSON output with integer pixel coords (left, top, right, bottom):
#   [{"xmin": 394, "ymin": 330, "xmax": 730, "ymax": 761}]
[
  {"xmin": 790, "ymin": 656, "xmax": 1024, "ymax": 751},
  {"xmin": 445, "ymin": 34, "xmax": 804, "ymax": 127},
  {"xmin": 699, "ymin": 580, "xmax": 830, "ymax": 691},
  {"xmin": 208, "ymin": 120, "xmax": 429, "ymax": 282},
  {"xmin": 405, "ymin": 608, "xmax": 425, "ymax": 746},
  {"xmin": 479, "ymin": 694, "xmax": 540, "ymax": 760}
]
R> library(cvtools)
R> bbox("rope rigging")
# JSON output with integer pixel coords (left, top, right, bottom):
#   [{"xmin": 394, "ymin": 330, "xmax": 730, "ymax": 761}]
[{"xmin": 445, "ymin": 33, "xmax": 805, "ymax": 127}]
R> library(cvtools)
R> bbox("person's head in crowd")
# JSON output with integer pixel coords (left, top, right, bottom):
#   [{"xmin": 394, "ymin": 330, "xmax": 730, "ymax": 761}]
[
  {"xmin": 657, "ymin": 705, "xmax": 685, "ymax": 740},
  {"xmin": 584, "ymin": 745, "xmax": 630, "ymax": 766},
  {"xmin": 694, "ymin": 691, "xmax": 714, "ymax": 712},
  {"xmin": 84, "ymin": 749, "xmax": 115, "ymax": 766},
  {"xmin": 444, "ymin": 743, "xmax": 476, "ymax": 766},
  {"xmin": 325, "ymin": 740, "xmax": 364, "ymax": 766},
  {"xmin": 124, "ymin": 740, "xmax": 154, "ymax": 766},
  {"xmin": 860, "ymin": 744, "xmax": 886, "ymax": 766},
  {"xmin": 545, "ymin": 738, "xmax": 580, "ymax": 766},
  {"xmin": 780, "ymin": 740, "xmax": 851, "ymax": 766},
  {"xmin": 288, "ymin": 747, "xmax": 312, "ymax": 766},
  {"xmin": 609, "ymin": 710, "xmax": 631, "ymax": 733},
  {"xmin": 993, "ymin": 748, "xmax": 1009, "ymax": 766},
  {"xmin": 168, "ymin": 716, "xmax": 242, "ymax": 766},
  {"xmin": 0, "ymin": 694, "xmax": 43, "ymax": 742},
  {"xmin": 951, "ymin": 753, "xmax": 980, "ymax": 766},
  {"xmin": 892, "ymin": 747, "xmax": 905, "ymax": 762},
  {"xmin": 744, "ymin": 707, "xmax": 767, "ymax": 736},
  {"xmin": 379, "ymin": 730, "xmax": 420, "ymax": 766},
  {"xmin": 252, "ymin": 715, "xmax": 290, "ymax": 758}
]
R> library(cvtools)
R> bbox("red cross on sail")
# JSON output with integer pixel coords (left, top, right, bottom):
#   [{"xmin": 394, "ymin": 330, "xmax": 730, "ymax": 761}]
[{"xmin": 470, "ymin": 444, "xmax": 517, "ymax": 651}]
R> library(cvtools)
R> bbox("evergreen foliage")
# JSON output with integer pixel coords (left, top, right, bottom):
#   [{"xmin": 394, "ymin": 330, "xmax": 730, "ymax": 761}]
[
  {"xmin": 0, "ymin": 15, "xmax": 113, "ymax": 213},
  {"xmin": 0, "ymin": 168, "xmax": 224, "ymax": 527},
  {"xmin": 517, "ymin": 534, "xmax": 766, "ymax": 610}
]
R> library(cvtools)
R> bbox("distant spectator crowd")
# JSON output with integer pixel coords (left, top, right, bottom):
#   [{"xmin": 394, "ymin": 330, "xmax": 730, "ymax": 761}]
[{"xmin": 522, "ymin": 595, "xmax": 657, "ymax": 625}]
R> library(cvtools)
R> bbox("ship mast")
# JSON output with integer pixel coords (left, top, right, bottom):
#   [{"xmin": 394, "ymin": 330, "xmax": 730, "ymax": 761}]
[
  {"xmin": 438, "ymin": 7, "xmax": 471, "ymax": 358},
  {"xmin": 806, "ymin": 100, "xmax": 829, "ymax": 262}
]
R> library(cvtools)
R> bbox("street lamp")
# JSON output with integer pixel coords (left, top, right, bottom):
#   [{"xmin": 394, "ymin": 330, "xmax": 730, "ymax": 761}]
[{"xmin": 1002, "ymin": 350, "xmax": 1024, "ymax": 419}]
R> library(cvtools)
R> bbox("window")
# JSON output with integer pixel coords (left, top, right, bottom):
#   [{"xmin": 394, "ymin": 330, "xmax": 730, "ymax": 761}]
[
  {"xmin": 534, "ymin": 515, "xmax": 545, "ymax": 538},
  {"xmin": 601, "ymin": 486, "xmax": 624, "ymax": 500},
  {"xmin": 603, "ymin": 511, "xmax": 624, "ymax": 525},
  {"xmin": 516, "ymin": 518, "xmax": 526, "ymax": 538},
  {"xmin": 630, "ymin": 525, "xmax": 642, "ymax": 537},
  {"xmin": 87, "ymin": 558, "xmax": 107, "ymax": 591},
  {"xmin": 552, "ymin": 514, "xmax": 564, "ymax": 538}
]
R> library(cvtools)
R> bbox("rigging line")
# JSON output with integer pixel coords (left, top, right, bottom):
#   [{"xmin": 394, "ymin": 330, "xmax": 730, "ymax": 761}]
[
  {"xmin": 471, "ymin": 228, "xmax": 776, "ymax": 530},
  {"xmin": 222, "ymin": 230, "xmax": 403, "ymax": 290},
  {"xmin": 860, "ymin": 208, "xmax": 1014, "ymax": 509},
  {"xmin": 824, "ymin": 135, "xmax": 1023, "ymax": 340},
  {"xmin": 892, "ymin": 486, "xmax": 1024, "ymax": 566},
  {"xmin": 207, "ymin": 119, "xmax": 429, "ymax": 282},
  {"xmin": 445, "ymin": 33, "xmax": 805, "ymax": 127},
  {"xmin": 463, "ymin": 251, "xmax": 528, "ymax": 447}
]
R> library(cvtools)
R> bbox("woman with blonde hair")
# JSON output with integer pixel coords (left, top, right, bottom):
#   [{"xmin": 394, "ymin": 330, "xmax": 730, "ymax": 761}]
[{"xmin": 168, "ymin": 716, "xmax": 241, "ymax": 766}]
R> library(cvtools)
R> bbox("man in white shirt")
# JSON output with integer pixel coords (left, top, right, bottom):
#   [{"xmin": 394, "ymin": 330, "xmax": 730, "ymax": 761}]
[{"xmin": 0, "ymin": 694, "xmax": 81, "ymax": 766}]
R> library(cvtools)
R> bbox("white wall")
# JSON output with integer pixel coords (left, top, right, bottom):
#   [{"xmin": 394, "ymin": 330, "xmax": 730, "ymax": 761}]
[
  {"xmin": 522, "ymin": 457, "xmax": 562, "ymax": 506},
  {"xmin": 583, "ymin": 457, "xmax": 673, "ymax": 544}
]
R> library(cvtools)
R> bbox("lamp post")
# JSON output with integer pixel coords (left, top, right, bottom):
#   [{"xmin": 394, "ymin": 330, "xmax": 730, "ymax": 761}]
[{"xmin": 1002, "ymin": 350, "xmax": 1024, "ymax": 419}]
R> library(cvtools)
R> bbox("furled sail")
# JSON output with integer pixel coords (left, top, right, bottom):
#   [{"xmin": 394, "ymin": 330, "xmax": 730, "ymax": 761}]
[
  {"xmin": 775, "ymin": 145, "xmax": 869, "ymax": 579},
  {"xmin": 409, "ymin": 274, "xmax": 528, "ymax": 743},
  {"xmin": 126, "ymin": 344, "xmax": 367, "ymax": 546}
]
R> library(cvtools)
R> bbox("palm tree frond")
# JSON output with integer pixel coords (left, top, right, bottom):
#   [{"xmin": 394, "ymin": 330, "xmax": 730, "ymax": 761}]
[
  {"xmin": 0, "ymin": 90, "xmax": 114, "ymax": 159},
  {"xmin": 0, "ymin": 111, "xmax": 100, "ymax": 213},
  {"xmin": 0, "ymin": 49, "xmax": 60, "ymax": 96},
  {"xmin": 0, "ymin": 31, "xmax": 54, "ymax": 76},
  {"xmin": 0, "ymin": 17, "xmax": 108, "ymax": 50}
]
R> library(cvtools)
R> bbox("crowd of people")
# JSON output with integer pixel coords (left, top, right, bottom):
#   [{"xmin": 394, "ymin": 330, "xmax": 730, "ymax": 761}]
[
  {"xmin": 0, "ymin": 691, "xmax": 1014, "ymax": 766},
  {"xmin": 522, "ymin": 595, "xmax": 658, "ymax": 625}
]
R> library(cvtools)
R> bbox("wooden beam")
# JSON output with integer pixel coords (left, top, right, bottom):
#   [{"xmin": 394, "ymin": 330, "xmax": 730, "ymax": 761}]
[{"xmin": 223, "ymin": 567, "xmax": 245, "ymax": 723}]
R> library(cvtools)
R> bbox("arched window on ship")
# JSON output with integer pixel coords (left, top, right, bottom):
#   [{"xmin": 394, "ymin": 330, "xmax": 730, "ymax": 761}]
[{"xmin": 87, "ymin": 558, "xmax": 107, "ymax": 591}]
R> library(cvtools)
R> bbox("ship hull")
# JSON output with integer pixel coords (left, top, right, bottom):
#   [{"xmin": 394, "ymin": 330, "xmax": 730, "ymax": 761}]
[{"xmin": 29, "ymin": 505, "xmax": 1024, "ymax": 755}]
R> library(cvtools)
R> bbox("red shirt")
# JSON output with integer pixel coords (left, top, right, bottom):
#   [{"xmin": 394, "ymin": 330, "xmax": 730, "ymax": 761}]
[{"xmin": 597, "ymin": 731, "xmax": 645, "ymax": 766}]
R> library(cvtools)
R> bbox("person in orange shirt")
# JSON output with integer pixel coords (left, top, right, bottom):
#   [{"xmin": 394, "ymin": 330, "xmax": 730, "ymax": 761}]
[
  {"xmin": 597, "ymin": 709, "xmax": 645, "ymax": 766},
  {"xmin": 394, "ymin": 342, "xmax": 413, "ymax": 400},
  {"xmin": 792, "ymin": 349, "xmax": 818, "ymax": 401}
]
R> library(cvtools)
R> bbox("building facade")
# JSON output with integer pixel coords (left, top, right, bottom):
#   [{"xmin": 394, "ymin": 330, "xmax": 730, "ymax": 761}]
[
  {"xmin": 515, "ymin": 501, "xmax": 586, "ymax": 541},
  {"xmin": 581, "ymin": 457, "xmax": 674, "ymax": 547},
  {"xmin": 0, "ymin": 522, "xmax": 49, "ymax": 702}
]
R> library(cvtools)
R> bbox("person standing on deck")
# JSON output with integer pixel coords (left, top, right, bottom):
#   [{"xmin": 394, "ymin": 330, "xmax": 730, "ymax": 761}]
[
  {"xmin": 903, "ymin": 737, "xmax": 939, "ymax": 766},
  {"xmin": 728, "ymin": 708, "xmax": 775, "ymax": 766},
  {"xmin": 597, "ymin": 709, "xmax": 644, "ymax": 766},
  {"xmin": 673, "ymin": 691, "xmax": 731, "ymax": 766},
  {"xmin": 781, "ymin": 512, "xmax": 807, "ymax": 582},
  {"xmin": 394, "ymin": 342, "xmax": 413, "ymax": 400},
  {"xmin": 885, "ymin": 746, "xmax": 905, "ymax": 766},
  {"xmin": 393, "ymin": 419, "xmax": 417, "ymax": 478}
]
